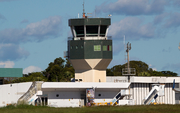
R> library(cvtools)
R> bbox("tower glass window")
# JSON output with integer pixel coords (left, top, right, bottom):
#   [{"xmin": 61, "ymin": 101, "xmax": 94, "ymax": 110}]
[
  {"xmin": 86, "ymin": 26, "xmax": 98, "ymax": 37},
  {"xmin": 74, "ymin": 26, "xmax": 84, "ymax": 37},
  {"xmin": 94, "ymin": 45, "xmax": 101, "ymax": 51},
  {"xmin": 100, "ymin": 25, "xmax": 107, "ymax": 37}
]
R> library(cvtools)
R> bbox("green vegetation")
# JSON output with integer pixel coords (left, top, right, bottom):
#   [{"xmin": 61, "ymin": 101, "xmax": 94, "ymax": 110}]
[
  {"xmin": 6, "ymin": 57, "xmax": 74, "ymax": 84},
  {"xmin": 4, "ymin": 58, "xmax": 177, "ymax": 84},
  {"xmin": 1, "ymin": 104, "xmax": 180, "ymax": 113},
  {"xmin": 106, "ymin": 61, "xmax": 178, "ymax": 77}
]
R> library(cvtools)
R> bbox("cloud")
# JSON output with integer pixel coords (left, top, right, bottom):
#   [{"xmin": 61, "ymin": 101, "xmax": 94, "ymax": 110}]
[
  {"xmin": 109, "ymin": 17, "xmax": 155, "ymax": 40},
  {"xmin": 20, "ymin": 19, "xmax": 29, "ymax": 24},
  {"xmin": 153, "ymin": 13, "xmax": 168, "ymax": 25},
  {"xmin": 96, "ymin": 0, "xmax": 168, "ymax": 16},
  {"xmin": 23, "ymin": 66, "xmax": 42, "ymax": 74},
  {"xmin": 0, "ymin": 44, "xmax": 29, "ymax": 61},
  {"xmin": 0, "ymin": 16, "xmax": 62, "ymax": 44},
  {"xmin": 113, "ymin": 41, "xmax": 124, "ymax": 55},
  {"xmin": 0, "ymin": 13, "xmax": 6, "ymax": 20},
  {"xmin": 0, "ymin": 61, "xmax": 14, "ymax": 68},
  {"xmin": 173, "ymin": 0, "xmax": 180, "ymax": 6},
  {"xmin": 164, "ymin": 12, "xmax": 180, "ymax": 28}
]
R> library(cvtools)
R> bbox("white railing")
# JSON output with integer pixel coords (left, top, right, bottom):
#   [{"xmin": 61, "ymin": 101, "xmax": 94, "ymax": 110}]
[
  {"xmin": 68, "ymin": 36, "xmax": 112, "ymax": 41},
  {"xmin": 18, "ymin": 82, "xmax": 37, "ymax": 103},
  {"xmin": 18, "ymin": 81, "xmax": 43, "ymax": 104},
  {"xmin": 122, "ymin": 68, "xmax": 136, "ymax": 76}
]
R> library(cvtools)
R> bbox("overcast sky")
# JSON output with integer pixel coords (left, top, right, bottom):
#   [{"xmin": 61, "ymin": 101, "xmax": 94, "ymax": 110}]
[{"xmin": 0, "ymin": 0, "xmax": 180, "ymax": 75}]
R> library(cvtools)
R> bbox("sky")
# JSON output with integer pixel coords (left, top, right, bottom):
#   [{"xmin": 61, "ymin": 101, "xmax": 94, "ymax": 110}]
[{"xmin": 0, "ymin": 0, "xmax": 180, "ymax": 75}]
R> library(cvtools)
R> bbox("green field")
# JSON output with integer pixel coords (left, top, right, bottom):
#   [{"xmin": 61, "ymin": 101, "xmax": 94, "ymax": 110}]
[{"xmin": 0, "ymin": 104, "xmax": 180, "ymax": 113}]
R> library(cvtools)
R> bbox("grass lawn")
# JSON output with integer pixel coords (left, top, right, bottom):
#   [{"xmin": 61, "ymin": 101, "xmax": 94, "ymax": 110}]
[{"xmin": 0, "ymin": 104, "xmax": 180, "ymax": 113}]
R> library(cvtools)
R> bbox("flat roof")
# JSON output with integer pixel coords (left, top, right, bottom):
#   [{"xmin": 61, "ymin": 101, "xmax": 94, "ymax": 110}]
[
  {"xmin": 0, "ymin": 68, "xmax": 22, "ymax": 77},
  {"xmin": 106, "ymin": 76, "xmax": 180, "ymax": 83},
  {"xmin": 69, "ymin": 18, "xmax": 111, "ymax": 26},
  {"xmin": 42, "ymin": 82, "xmax": 130, "ymax": 89}
]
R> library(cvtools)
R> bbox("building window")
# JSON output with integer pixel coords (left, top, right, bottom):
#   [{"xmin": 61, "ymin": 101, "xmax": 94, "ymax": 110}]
[
  {"xmin": 86, "ymin": 25, "xmax": 98, "ymax": 37},
  {"xmin": 103, "ymin": 45, "xmax": 107, "ymax": 51},
  {"xmin": 94, "ymin": 45, "xmax": 101, "ymax": 51},
  {"xmin": 71, "ymin": 46, "xmax": 73, "ymax": 49},
  {"xmin": 76, "ymin": 45, "xmax": 78, "ymax": 49},
  {"xmin": 56, "ymin": 94, "xmax": 59, "ymax": 97},
  {"xmin": 100, "ymin": 25, "xmax": 107, "ymax": 37},
  {"xmin": 74, "ymin": 26, "xmax": 84, "ymax": 37}
]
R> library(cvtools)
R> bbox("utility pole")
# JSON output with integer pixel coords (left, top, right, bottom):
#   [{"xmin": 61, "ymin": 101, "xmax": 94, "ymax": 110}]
[{"xmin": 126, "ymin": 42, "xmax": 131, "ymax": 82}]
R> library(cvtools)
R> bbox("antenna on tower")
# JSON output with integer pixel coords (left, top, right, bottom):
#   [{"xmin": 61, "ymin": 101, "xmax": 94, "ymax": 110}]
[
  {"xmin": 124, "ymin": 35, "xmax": 126, "ymax": 65},
  {"xmin": 82, "ymin": 1, "xmax": 86, "ymax": 18},
  {"xmin": 126, "ymin": 42, "xmax": 131, "ymax": 76},
  {"xmin": 122, "ymin": 41, "xmax": 136, "ymax": 82}
]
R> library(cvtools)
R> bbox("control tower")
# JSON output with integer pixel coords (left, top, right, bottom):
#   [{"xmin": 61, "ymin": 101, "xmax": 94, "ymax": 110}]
[{"xmin": 67, "ymin": 15, "xmax": 112, "ymax": 82}]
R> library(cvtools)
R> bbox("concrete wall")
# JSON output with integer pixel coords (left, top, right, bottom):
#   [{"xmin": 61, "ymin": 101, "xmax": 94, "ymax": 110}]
[
  {"xmin": 71, "ymin": 59, "xmax": 111, "ymax": 82},
  {"xmin": 75, "ymin": 69, "xmax": 106, "ymax": 82},
  {"xmin": 0, "ymin": 82, "xmax": 32, "ymax": 107}
]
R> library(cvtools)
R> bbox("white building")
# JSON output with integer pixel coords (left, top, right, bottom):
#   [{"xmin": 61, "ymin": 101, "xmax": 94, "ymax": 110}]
[
  {"xmin": 0, "ymin": 76, "xmax": 180, "ymax": 107},
  {"xmin": 107, "ymin": 76, "xmax": 180, "ymax": 105}
]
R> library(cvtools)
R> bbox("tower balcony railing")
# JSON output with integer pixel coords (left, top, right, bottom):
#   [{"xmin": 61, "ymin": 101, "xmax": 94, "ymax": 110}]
[
  {"xmin": 68, "ymin": 36, "xmax": 112, "ymax": 41},
  {"xmin": 122, "ymin": 68, "xmax": 136, "ymax": 76}
]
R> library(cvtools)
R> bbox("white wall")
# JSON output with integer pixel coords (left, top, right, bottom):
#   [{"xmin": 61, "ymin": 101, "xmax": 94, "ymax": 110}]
[
  {"xmin": 131, "ymin": 83, "xmax": 175, "ymax": 105},
  {"xmin": 42, "ymin": 89, "xmax": 121, "ymax": 107},
  {"xmin": 0, "ymin": 82, "xmax": 32, "ymax": 107},
  {"xmin": 43, "ymin": 91, "xmax": 82, "ymax": 107}
]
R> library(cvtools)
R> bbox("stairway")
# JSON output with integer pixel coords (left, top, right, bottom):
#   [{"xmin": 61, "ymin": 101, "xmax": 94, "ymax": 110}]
[
  {"xmin": 18, "ymin": 81, "xmax": 43, "ymax": 105},
  {"xmin": 111, "ymin": 89, "xmax": 129, "ymax": 105},
  {"xmin": 143, "ymin": 86, "xmax": 159, "ymax": 105}
]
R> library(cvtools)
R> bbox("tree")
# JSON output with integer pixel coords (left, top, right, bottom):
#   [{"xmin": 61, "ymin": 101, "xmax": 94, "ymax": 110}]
[
  {"xmin": 161, "ymin": 71, "xmax": 178, "ymax": 76},
  {"xmin": 43, "ymin": 57, "xmax": 75, "ymax": 82},
  {"xmin": 138, "ymin": 72, "xmax": 150, "ymax": 76},
  {"xmin": 11, "ymin": 72, "xmax": 47, "ymax": 83},
  {"xmin": 123, "ymin": 61, "xmax": 149, "ymax": 76},
  {"xmin": 106, "ymin": 69, "xmax": 114, "ymax": 76},
  {"xmin": 106, "ymin": 60, "xmax": 178, "ymax": 77}
]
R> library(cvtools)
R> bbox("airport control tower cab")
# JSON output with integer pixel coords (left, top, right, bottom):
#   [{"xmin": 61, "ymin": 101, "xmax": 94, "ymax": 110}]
[{"xmin": 67, "ymin": 14, "xmax": 112, "ymax": 82}]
